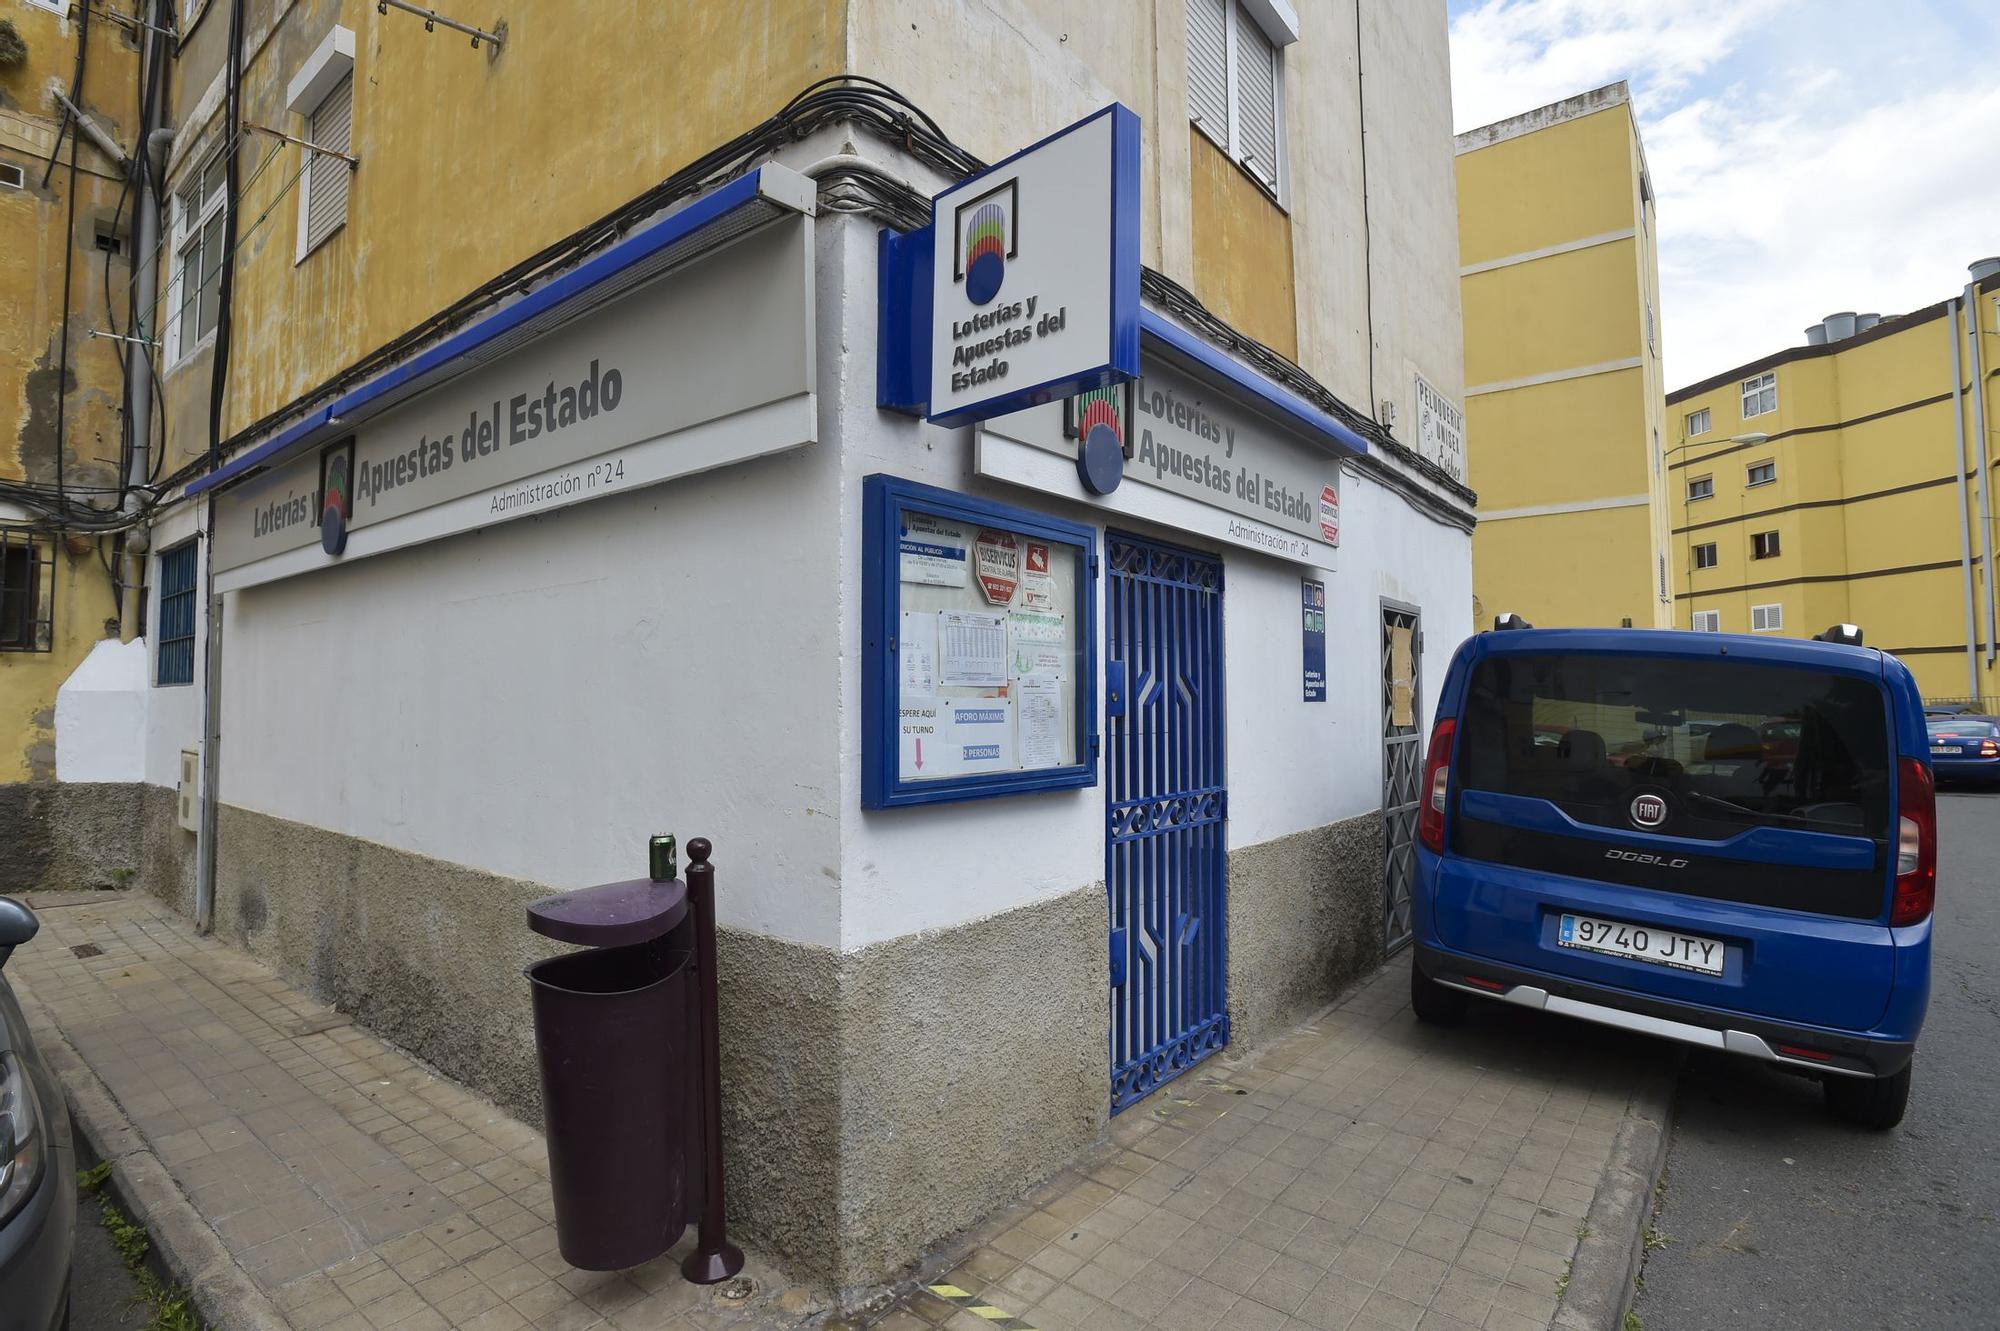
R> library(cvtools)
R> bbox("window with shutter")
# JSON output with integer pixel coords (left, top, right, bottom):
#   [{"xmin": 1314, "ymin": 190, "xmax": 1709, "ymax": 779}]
[
  {"xmin": 1184, "ymin": 0, "xmax": 1285, "ymax": 194},
  {"xmin": 1186, "ymin": 0, "xmax": 1229, "ymax": 144},
  {"xmin": 1233, "ymin": 15, "xmax": 1279, "ymax": 185},
  {"xmin": 299, "ymin": 74, "xmax": 352, "ymax": 258}
]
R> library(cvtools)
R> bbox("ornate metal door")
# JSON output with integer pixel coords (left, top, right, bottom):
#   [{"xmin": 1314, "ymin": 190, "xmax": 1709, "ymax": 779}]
[
  {"xmin": 1105, "ymin": 534, "xmax": 1228, "ymax": 1113},
  {"xmin": 1381, "ymin": 601, "xmax": 1423, "ymax": 953}
]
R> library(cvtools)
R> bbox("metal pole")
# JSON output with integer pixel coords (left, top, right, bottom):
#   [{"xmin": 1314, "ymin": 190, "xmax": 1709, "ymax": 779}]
[
  {"xmin": 120, "ymin": 0, "xmax": 171, "ymax": 643},
  {"xmin": 1949, "ymin": 299, "xmax": 1980, "ymax": 700},
  {"xmin": 680, "ymin": 837, "xmax": 743, "ymax": 1284},
  {"xmin": 1968, "ymin": 284, "xmax": 1997, "ymax": 672}
]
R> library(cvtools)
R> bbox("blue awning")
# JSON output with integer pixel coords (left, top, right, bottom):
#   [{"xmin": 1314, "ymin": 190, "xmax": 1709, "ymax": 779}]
[
  {"xmin": 189, "ymin": 165, "xmax": 814, "ymax": 497},
  {"xmin": 1139, "ymin": 308, "xmax": 1370, "ymax": 459}
]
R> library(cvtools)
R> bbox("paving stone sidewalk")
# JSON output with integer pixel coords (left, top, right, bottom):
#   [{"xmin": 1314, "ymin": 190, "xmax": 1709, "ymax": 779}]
[
  {"xmin": 8, "ymin": 890, "xmax": 796, "ymax": 1331},
  {"xmin": 8, "ymin": 889, "xmax": 1661, "ymax": 1331}
]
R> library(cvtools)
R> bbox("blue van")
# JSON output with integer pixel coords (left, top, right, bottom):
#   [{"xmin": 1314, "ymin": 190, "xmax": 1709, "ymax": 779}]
[{"xmin": 1410, "ymin": 621, "xmax": 1934, "ymax": 1130}]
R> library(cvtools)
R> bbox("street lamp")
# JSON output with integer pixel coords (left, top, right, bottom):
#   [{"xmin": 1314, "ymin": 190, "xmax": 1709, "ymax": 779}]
[{"xmin": 1665, "ymin": 431, "xmax": 1770, "ymax": 629}]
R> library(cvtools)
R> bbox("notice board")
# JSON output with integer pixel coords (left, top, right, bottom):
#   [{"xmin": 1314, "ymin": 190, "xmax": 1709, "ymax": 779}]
[{"xmin": 863, "ymin": 475, "xmax": 1098, "ymax": 807}]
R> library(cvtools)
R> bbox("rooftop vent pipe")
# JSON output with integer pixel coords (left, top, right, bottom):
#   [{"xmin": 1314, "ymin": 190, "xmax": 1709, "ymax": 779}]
[
  {"xmin": 1971, "ymin": 257, "xmax": 2000, "ymax": 283},
  {"xmin": 1805, "ymin": 324, "xmax": 1828, "ymax": 346},
  {"xmin": 1857, "ymin": 312, "xmax": 1881, "ymax": 332},
  {"xmin": 1823, "ymin": 311, "xmax": 1859, "ymax": 341}
]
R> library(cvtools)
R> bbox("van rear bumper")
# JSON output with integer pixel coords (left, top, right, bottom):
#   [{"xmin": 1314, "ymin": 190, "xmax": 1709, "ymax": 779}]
[{"xmin": 1414, "ymin": 942, "xmax": 1914, "ymax": 1079}]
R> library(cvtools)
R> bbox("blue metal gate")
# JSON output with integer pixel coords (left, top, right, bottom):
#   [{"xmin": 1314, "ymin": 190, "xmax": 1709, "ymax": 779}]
[{"xmin": 1106, "ymin": 533, "xmax": 1227, "ymax": 1112}]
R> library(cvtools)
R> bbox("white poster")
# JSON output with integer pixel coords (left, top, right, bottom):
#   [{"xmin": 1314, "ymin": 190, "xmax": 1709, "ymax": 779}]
[
  {"xmin": 938, "ymin": 609, "xmax": 1008, "ymax": 687},
  {"xmin": 898, "ymin": 695, "xmax": 1016, "ymax": 779},
  {"xmin": 1008, "ymin": 609, "xmax": 1065, "ymax": 645},
  {"xmin": 900, "ymin": 610, "xmax": 937, "ymax": 695},
  {"xmin": 1021, "ymin": 540, "xmax": 1056, "ymax": 609},
  {"xmin": 899, "ymin": 513, "xmax": 969, "ymax": 587},
  {"xmin": 1017, "ymin": 676, "xmax": 1065, "ymax": 770}
]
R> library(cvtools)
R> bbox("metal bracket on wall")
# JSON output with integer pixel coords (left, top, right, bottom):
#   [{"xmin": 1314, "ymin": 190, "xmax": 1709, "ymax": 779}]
[
  {"xmin": 240, "ymin": 120, "xmax": 359, "ymax": 169},
  {"xmin": 375, "ymin": 0, "xmax": 505, "ymax": 50}
]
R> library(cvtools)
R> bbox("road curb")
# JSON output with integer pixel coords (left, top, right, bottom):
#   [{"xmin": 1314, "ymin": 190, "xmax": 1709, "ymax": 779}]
[
  {"xmin": 1554, "ymin": 1052, "xmax": 1681, "ymax": 1331},
  {"xmin": 21, "ymin": 988, "xmax": 293, "ymax": 1331}
]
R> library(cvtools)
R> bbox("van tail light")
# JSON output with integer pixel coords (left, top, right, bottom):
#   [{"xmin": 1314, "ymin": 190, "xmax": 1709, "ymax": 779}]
[
  {"xmin": 1891, "ymin": 756, "xmax": 1936, "ymax": 927},
  {"xmin": 1417, "ymin": 718, "xmax": 1457, "ymax": 854}
]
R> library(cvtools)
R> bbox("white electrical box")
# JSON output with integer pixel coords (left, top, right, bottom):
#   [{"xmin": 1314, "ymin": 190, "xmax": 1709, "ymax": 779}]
[{"xmin": 177, "ymin": 749, "xmax": 200, "ymax": 832}]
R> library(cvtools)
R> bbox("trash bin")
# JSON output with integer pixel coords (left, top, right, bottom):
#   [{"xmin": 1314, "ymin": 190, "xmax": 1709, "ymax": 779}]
[{"xmin": 526, "ymin": 849, "xmax": 698, "ymax": 1271}]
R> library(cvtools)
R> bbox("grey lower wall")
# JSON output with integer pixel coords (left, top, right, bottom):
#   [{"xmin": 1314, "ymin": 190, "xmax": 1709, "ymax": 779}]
[
  {"xmin": 0, "ymin": 781, "xmax": 146, "ymax": 893},
  {"xmin": 1226, "ymin": 810, "xmax": 1384, "ymax": 1049},
  {"xmin": 193, "ymin": 803, "xmax": 1102, "ymax": 1297},
  {"xmin": 836, "ymin": 883, "xmax": 1107, "ymax": 1294}
]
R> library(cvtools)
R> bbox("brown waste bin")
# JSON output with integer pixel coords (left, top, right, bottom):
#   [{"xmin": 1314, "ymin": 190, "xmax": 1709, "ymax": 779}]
[{"xmin": 525, "ymin": 865, "xmax": 698, "ymax": 1271}]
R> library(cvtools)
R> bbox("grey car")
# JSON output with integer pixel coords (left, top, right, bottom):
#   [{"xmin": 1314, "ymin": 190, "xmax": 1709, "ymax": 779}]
[{"xmin": 0, "ymin": 898, "xmax": 74, "ymax": 1331}]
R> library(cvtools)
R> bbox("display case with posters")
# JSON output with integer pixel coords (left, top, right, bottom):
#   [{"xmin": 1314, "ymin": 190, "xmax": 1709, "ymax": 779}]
[{"xmin": 861, "ymin": 475, "xmax": 1099, "ymax": 808}]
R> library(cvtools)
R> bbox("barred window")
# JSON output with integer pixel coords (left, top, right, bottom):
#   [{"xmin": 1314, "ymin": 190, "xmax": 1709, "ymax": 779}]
[
  {"xmin": 156, "ymin": 539, "xmax": 199, "ymax": 686},
  {"xmin": 0, "ymin": 530, "xmax": 54, "ymax": 652}
]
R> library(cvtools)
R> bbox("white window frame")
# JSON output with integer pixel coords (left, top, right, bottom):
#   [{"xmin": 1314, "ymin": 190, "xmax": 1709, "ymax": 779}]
[
  {"xmin": 1687, "ymin": 475, "xmax": 1714, "ymax": 502},
  {"xmin": 22, "ymin": 0, "xmax": 67, "ymax": 13},
  {"xmin": 1692, "ymin": 610, "xmax": 1721, "ymax": 633},
  {"xmin": 1693, "ymin": 542, "xmax": 1718, "ymax": 570},
  {"xmin": 1187, "ymin": 0, "xmax": 1293, "ymax": 202},
  {"xmin": 1752, "ymin": 530, "xmax": 1781, "ymax": 560},
  {"xmin": 1686, "ymin": 407, "xmax": 1711, "ymax": 436},
  {"xmin": 1741, "ymin": 371, "xmax": 1777, "ymax": 419},
  {"xmin": 0, "ymin": 163, "xmax": 25, "ymax": 191},
  {"xmin": 1746, "ymin": 459, "xmax": 1777, "ymax": 488},
  {"xmin": 163, "ymin": 143, "xmax": 229, "ymax": 368},
  {"xmin": 1750, "ymin": 603, "xmax": 1783, "ymax": 633},
  {"xmin": 287, "ymin": 26, "xmax": 356, "ymax": 264}
]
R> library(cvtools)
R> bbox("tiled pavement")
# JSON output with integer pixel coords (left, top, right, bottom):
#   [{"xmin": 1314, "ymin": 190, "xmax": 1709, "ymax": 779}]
[
  {"xmin": 873, "ymin": 964, "xmax": 1654, "ymax": 1331},
  {"xmin": 9, "ymin": 890, "xmax": 795, "ymax": 1331},
  {"xmin": 7, "ymin": 889, "xmax": 1655, "ymax": 1331}
]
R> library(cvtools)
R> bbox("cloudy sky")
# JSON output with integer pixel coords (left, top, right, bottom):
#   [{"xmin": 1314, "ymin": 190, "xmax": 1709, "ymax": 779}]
[{"xmin": 1446, "ymin": 0, "xmax": 2000, "ymax": 390}]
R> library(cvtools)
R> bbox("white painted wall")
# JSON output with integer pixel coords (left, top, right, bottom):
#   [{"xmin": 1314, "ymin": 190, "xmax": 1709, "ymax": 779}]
[
  {"xmin": 54, "ymin": 639, "xmax": 150, "ymax": 783},
  {"xmin": 828, "ymin": 201, "xmax": 1473, "ymax": 948}
]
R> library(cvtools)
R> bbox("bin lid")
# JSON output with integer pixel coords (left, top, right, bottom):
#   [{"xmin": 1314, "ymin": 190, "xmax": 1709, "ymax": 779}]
[{"xmin": 526, "ymin": 877, "xmax": 688, "ymax": 947}]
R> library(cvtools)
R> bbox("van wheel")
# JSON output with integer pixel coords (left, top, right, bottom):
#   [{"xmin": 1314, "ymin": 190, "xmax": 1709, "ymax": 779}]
[
  {"xmin": 1410, "ymin": 961, "xmax": 1469, "ymax": 1026},
  {"xmin": 1824, "ymin": 1060, "xmax": 1912, "ymax": 1130}
]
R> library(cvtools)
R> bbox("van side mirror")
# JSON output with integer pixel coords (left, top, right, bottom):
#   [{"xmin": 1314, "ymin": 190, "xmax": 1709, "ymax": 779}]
[{"xmin": 0, "ymin": 897, "xmax": 37, "ymax": 971}]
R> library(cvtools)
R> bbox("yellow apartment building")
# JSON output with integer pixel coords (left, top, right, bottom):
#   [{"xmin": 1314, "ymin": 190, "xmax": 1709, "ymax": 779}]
[
  {"xmin": 1666, "ymin": 265, "xmax": 2000, "ymax": 708},
  {"xmin": 1, "ymin": 1, "xmax": 140, "ymax": 867},
  {"xmin": 1456, "ymin": 82, "xmax": 1672, "ymax": 628}
]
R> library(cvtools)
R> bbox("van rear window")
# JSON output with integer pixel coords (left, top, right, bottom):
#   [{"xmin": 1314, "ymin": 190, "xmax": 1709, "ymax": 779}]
[{"xmin": 1460, "ymin": 654, "xmax": 1890, "ymax": 840}]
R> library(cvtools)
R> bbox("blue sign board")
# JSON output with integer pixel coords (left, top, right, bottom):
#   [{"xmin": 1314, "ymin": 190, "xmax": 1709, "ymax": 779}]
[
  {"xmin": 878, "ymin": 104, "xmax": 1142, "ymax": 427},
  {"xmin": 1302, "ymin": 579, "xmax": 1327, "ymax": 702}
]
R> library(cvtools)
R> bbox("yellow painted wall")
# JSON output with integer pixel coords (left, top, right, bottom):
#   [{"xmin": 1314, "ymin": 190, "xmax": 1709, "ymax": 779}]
[
  {"xmin": 1667, "ymin": 293, "xmax": 2000, "ymax": 705},
  {"xmin": 1458, "ymin": 94, "xmax": 1666, "ymax": 628},
  {"xmin": 1475, "ymin": 503, "xmax": 1655, "ymax": 629},
  {"xmin": 1456, "ymin": 107, "xmax": 1636, "ymax": 268},
  {"xmin": 1187, "ymin": 128, "xmax": 1297, "ymax": 360},
  {"xmin": 1468, "ymin": 366, "xmax": 1648, "ymax": 509},
  {"xmin": 1461, "ymin": 240, "xmax": 1641, "ymax": 388},
  {"xmin": 159, "ymin": 0, "xmax": 847, "ymax": 473},
  {"xmin": 0, "ymin": 6, "xmax": 140, "ymax": 781}
]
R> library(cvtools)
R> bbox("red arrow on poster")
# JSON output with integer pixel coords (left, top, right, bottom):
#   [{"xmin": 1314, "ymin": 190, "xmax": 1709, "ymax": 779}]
[{"xmin": 975, "ymin": 529, "xmax": 1021, "ymax": 605}]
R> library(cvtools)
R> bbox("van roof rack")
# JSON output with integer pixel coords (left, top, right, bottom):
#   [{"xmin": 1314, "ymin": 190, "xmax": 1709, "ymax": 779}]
[
  {"xmin": 1814, "ymin": 623, "xmax": 1865, "ymax": 646},
  {"xmin": 1493, "ymin": 613, "xmax": 1533, "ymax": 632}
]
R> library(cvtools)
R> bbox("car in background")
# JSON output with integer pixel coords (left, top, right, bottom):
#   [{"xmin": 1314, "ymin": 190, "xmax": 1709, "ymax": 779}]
[
  {"xmin": 0, "ymin": 897, "xmax": 74, "ymax": 1331},
  {"xmin": 1410, "ymin": 622, "xmax": 1933, "ymax": 1130},
  {"xmin": 1924, "ymin": 702, "xmax": 1979, "ymax": 718},
  {"xmin": 1926, "ymin": 714, "xmax": 2000, "ymax": 784}
]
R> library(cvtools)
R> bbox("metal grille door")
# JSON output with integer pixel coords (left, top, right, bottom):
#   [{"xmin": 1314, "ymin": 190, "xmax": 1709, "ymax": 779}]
[
  {"xmin": 1381, "ymin": 603, "xmax": 1422, "ymax": 953},
  {"xmin": 1106, "ymin": 534, "xmax": 1227, "ymax": 1112}
]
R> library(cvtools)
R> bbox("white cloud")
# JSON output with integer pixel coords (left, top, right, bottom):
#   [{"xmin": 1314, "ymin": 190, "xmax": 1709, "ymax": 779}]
[{"xmin": 1449, "ymin": 0, "xmax": 2000, "ymax": 387}]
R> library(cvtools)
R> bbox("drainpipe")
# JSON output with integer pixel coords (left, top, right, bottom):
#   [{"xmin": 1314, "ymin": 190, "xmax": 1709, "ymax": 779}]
[
  {"xmin": 1968, "ymin": 283, "xmax": 1997, "ymax": 672},
  {"xmin": 1949, "ymin": 298, "xmax": 1980, "ymax": 699},
  {"xmin": 194, "ymin": 493, "xmax": 222, "ymax": 932},
  {"xmin": 120, "ymin": 1, "xmax": 173, "ymax": 642}
]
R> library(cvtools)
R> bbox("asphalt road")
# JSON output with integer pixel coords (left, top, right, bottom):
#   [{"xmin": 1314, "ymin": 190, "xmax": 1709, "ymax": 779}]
[
  {"xmin": 70, "ymin": 1181, "xmax": 148, "ymax": 1331},
  {"xmin": 1634, "ymin": 788, "xmax": 2000, "ymax": 1330}
]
